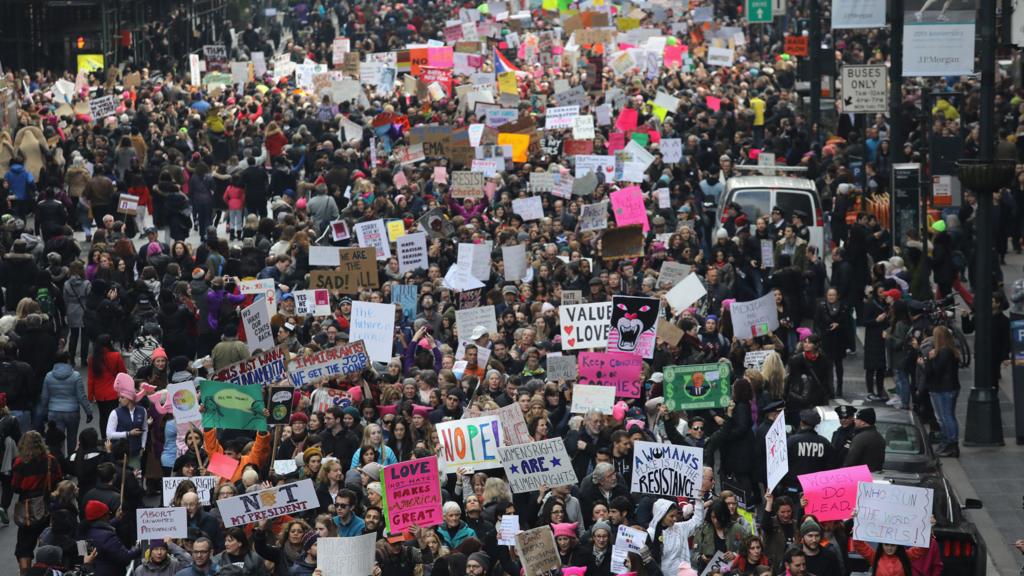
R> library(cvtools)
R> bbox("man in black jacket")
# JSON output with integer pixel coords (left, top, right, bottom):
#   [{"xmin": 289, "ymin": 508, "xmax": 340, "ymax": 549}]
[
  {"xmin": 783, "ymin": 409, "xmax": 833, "ymax": 492},
  {"xmin": 319, "ymin": 406, "xmax": 360, "ymax": 472},
  {"xmin": 843, "ymin": 408, "xmax": 886, "ymax": 471}
]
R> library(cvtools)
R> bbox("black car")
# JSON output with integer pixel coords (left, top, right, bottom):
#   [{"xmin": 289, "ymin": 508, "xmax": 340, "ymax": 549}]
[
  {"xmin": 816, "ymin": 405, "xmax": 941, "ymax": 474},
  {"xmin": 846, "ymin": 471, "xmax": 986, "ymax": 576}
]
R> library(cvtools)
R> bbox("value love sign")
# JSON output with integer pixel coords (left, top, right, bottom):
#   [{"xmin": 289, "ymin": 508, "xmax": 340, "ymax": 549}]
[{"xmin": 559, "ymin": 302, "xmax": 612, "ymax": 351}]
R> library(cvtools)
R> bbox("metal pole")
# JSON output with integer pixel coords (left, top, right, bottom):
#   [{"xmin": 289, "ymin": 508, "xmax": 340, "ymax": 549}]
[
  {"xmin": 809, "ymin": 0, "xmax": 821, "ymax": 133},
  {"xmin": 890, "ymin": 0, "xmax": 904, "ymax": 163},
  {"xmin": 964, "ymin": 0, "xmax": 1004, "ymax": 446}
]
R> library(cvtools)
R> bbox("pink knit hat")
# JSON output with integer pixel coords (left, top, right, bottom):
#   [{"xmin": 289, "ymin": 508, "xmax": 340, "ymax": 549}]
[
  {"xmin": 551, "ymin": 522, "xmax": 578, "ymax": 539},
  {"xmin": 612, "ymin": 401, "xmax": 629, "ymax": 422}
]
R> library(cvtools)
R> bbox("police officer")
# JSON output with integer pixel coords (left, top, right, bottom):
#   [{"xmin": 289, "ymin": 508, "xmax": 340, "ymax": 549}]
[
  {"xmin": 830, "ymin": 404, "xmax": 858, "ymax": 465},
  {"xmin": 783, "ymin": 409, "xmax": 834, "ymax": 493},
  {"xmin": 844, "ymin": 407, "xmax": 886, "ymax": 471}
]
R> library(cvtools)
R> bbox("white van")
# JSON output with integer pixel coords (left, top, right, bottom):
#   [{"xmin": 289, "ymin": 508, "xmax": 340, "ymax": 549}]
[{"xmin": 715, "ymin": 170, "xmax": 826, "ymax": 256}]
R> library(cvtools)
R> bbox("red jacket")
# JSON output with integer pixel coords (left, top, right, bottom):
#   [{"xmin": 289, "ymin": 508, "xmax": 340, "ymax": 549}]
[
  {"xmin": 222, "ymin": 184, "xmax": 245, "ymax": 211},
  {"xmin": 854, "ymin": 540, "xmax": 929, "ymax": 576},
  {"xmin": 88, "ymin": 349, "xmax": 127, "ymax": 402}
]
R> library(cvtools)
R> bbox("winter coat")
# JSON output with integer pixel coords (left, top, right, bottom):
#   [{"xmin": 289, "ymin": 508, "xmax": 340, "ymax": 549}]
[
  {"xmin": 186, "ymin": 508, "xmax": 223, "ymax": 550},
  {"xmin": 133, "ymin": 542, "xmax": 192, "ymax": 576},
  {"xmin": 86, "ymin": 520, "xmax": 140, "ymax": 576},
  {"xmin": 843, "ymin": 425, "xmax": 886, "ymax": 472},
  {"xmin": 63, "ymin": 277, "xmax": 90, "ymax": 328},
  {"xmin": 212, "ymin": 549, "xmax": 268, "ymax": 576},
  {"xmin": 88, "ymin": 348, "xmax": 128, "ymax": 402},
  {"xmin": 436, "ymin": 521, "xmax": 477, "ymax": 549},
  {"xmin": 923, "ymin": 348, "xmax": 960, "ymax": 393},
  {"xmin": 853, "ymin": 540, "xmax": 927, "ymax": 576},
  {"xmin": 886, "ymin": 320, "xmax": 913, "ymax": 372},
  {"xmin": 0, "ymin": 357, "xmax": 36, "ymax": 411},
  {"xmin": 1, "ymin": 249, "xmax": 38, "ymax": 311},
  {"xmin": 4, "ymin": 162, "xmax": 34, "ymax": 201},
  {"xmin": 16, "ymin": 314, "xmax": 59, "ymax": 387},
  {"xmin": 861, "ymin": 297, "xmax": 888, "ymax": 370},
  {"xmin": 222, "ymin": 185, "xmax": 245, "ymax": 211},
  {"xmin": 41, "ymin": 363, "xmax": 92, "ymax": 416},
  {"xmin": 718, "ymin": 401, "xmax": 756, "ymax": 476},
  {"xmin": 648, "ymin": 497, "xmax": 705, "ymax": 576},
  {"xmin": 814, "ymin": 299, "xmax": 848, "ymax": 360},
  {"xmin": 692, "ymin": 520, "xmax": 749, "ymax": 564}
]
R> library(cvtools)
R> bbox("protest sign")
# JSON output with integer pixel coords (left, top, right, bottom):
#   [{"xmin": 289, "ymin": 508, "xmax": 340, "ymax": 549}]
[
  {"xmin": 207, "ymin": 452, "xmax": 239, "ymax": 479},
  {"xmin": 631, "ymin": 440, "xmax": 703, "ymax": 498},
  {"xmin": 578, "ymin": 351, "xmax": 644, "ymax": 398},
  {"xmin": 498, "ymin": 438, "xmax": 577, "ymax": 493},
  {"xmin": 116, "ymin": 193, "xmax": 139, "ymax": 215},
  {"xmin": 330, "ymin": 220, "xmax": 350, "ymax": 241},
  {"xmin": 546, "ymin": 354, "xmax": 578, "ymax": 381},
  {"xmin": 616, "ymin": 524, "xmax": 647, "ymax": 552},
  {"xmin": 215, "ymin": 345, "xmax": 289, "ymax": 386},
  {"xmin": 137, "ymin": 508, "xmax": 187, "ymax": 540},
  {"xmin": 561, "ymin": 290, "xmax": 582, "ymax": 305},
  {"xmin": 348, "ymin": 301, "xmax": 396, "ymax": 364},
  {"xmin": 730, "ymin": 292, "xmax": 780, "ymax": 338},
  {"xmin": 241, "ymin": 299, "xmax": 275, "ymax": 354},
  {"xmin": 395, "ymin": 232, "xmax": 429, "ymax": 275},
  {"xmin": 381, "ymin": 456, "xmax": 443, "ymax": 534},
  {"xmin": 354, "ymin": 219, "xmax": 392, "ymax": 260},
  {"xmin": 573, "ymin": 115, "xmax": 595, "ymax": 139},
  {"xmin": 664, "ymin": 362, "xmax": 732, "ymax": 411},
  {"xmin": 574, "ymin": 154, "xmax": 616, "ymax": 179},
  {"xmin": 512, "ymin": 196, "xmax": 544, "ymax": 221},
  {"xmin": 665, "ymin": 273, "xmax": 707, "ymax": 312},
  {"xmin": 436, "ymin": 415, "xmax": 503, "ymax": 473},
  {"xmin": 166, "ymin": 381, "xmax": 202, "ymax": 427},
  {"xmin": 483, "ymin": 403, "xmax": 531, "ymax": 446},
  {"xmin": 765, "ymin": 412, "xmax": 789, "ymax": 491},
  {"xmin": 239, "ymin": 278, "xmax": 276, "ymax": 307},
  {"xmin": 199, "ymin": 380, "xmax": 267, "ymax": 432},
  {"xmin": 656, "ymin": 318, "xmax": 685, "ymax": 346},
  {"xmin": 267, "ymin": 386, "xmax": 294, "ymax": 426},
  {"xmin": 657, "ymin": 262, "xmax": 691, "ymax": 288},
  {"xmin": 559, "ymin": 302, "xmax": 612, "ymax": 351},
  {"xmin": 744, "ymin": 350, "xmax": 773, "ymax": 370},
  {"xmin": 610, "ymin": 186, "xmax": 650, "ymax": 233},
  {"xmin": 545, "ymin": 105, "xmax": 580, "ymax": 129},
  {"xmin": 516, "ymin": 526, "xmax": 561, "ymax": 576},
  {"xmin": 317, "ymin": 533, "xmax": 377, "ymax": 576},
  {"xmin": 798, "ymin": 465, "xmax": 873, "ymax": 522},
  {"xmin": 162, "ymin": 476, "xmax": 218, "ymax": 506},
  {"xmin": 608, "ymin": 295, "xmax": 660, "ymax": 358},
  {"xmin": 498, "ymin": 243, "xmax": 527, "ymax": 283},
  {"xmin": 498, "ymin": 515, "xmax": 520, "ymax": 546},
  {"xmin": 701, "ymin": 552, "xmax": 729, "ymax": 576},
  {"xmin": 601, "ymin": 225, "xmax": 645, "ymax": 260},
  {"xmin": 455, "ymin": 305, "xmax": 497, "ymax": 340},
  {"xmin": 218, "ymin": 479, "xmax": 318, "ymax": 527},
  {"xmin": 570, "ymin": 384, "xmax": 616, "ymax": 415},
  {"xmin": 579, "ymin": 201, "xmax": 609, "ymax": 232},
  {"xmin": 293, "ymin": 289, "xmax": 331, "ymax": 317},
  {"xmin": 529, "ymin": 172, "xmax": 558, "ymax": 194},
  {"xmin": 571, "ymin": 172, "xmax": 598, "ymax": 196},
  {"xmin": 661, "ymin": 138, "xmax": 683, "ymax": 163},
  {"xmin": 392, "ymin": 284, "xmax": 418, "ymax": 321},
  {"xmin": 309, "ymin": 246, "xmax": 341, "ymax": 267},
  {"xmin": 451, "ymin": 170, "xmax": 485, "ymax": 198},
  {"xmin": 287, "ymin": 341, "xmax": 371, "ymax": 386},
  {"xmin": 853, "ymin": 482, "xmax": 933, "ymax": 547},
  {"xmin": 88, "ymin": 95, "xmax": 117, "ymax": 120}
]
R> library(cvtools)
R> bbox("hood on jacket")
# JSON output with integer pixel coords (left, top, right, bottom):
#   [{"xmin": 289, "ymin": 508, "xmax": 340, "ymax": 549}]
[
  {"xmin": 50, "ymin": 362, "xmax": 75, "ymax": 380},
  {"xmin": 648, "ymin": 498, "xmax": 675, "ymax": 538},
  {"xmin": 8, "ymin": 163, "xmax": 25, "ymax": 174}
]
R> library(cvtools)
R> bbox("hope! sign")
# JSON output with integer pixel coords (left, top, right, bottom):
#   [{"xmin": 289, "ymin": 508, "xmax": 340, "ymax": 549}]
[
  {"xmin": 381, "ymin": 456, "xmax": 443, "ymax": 535},
  {"xmin": 436, "ymin": 416, "xmax": 503, "ymax": 473}
]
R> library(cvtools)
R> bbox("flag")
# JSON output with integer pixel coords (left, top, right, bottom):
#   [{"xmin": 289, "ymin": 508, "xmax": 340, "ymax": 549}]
[{"xmin": 493, "ymin": 48, "xmax": 520, "ymax": 74}]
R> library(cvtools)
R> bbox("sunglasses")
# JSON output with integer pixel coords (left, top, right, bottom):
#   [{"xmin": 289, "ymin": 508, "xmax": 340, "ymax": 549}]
[{"xmin": 691, "ymin": 426, "xmax": 704, "ymax": 431}]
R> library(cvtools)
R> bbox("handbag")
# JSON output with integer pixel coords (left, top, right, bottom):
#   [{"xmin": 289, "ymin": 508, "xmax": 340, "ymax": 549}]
[{"xmin": 13, "ymin": 456, "xmax": 51, "ymax": 527}]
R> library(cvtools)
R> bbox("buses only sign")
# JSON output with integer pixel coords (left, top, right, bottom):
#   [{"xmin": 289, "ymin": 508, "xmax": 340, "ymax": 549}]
[{"xmin": 840, "ymin": 65, "xmax": 888, "ymax": 114}]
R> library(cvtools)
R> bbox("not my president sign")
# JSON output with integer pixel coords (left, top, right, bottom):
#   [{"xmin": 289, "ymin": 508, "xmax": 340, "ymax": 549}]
[
  {"xmin": 218, "ymin": 478, "xmax": 318, "ymax": 527},
  {"xmin": 631, "ymin": 440, "xmax": 703, "ymax": 499}
]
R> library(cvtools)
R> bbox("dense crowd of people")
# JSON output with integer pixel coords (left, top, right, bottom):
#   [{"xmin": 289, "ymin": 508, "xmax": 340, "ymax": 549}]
[{"xmin": 0, "ymin": 0, "xmax": 1015, "ymax": 575}]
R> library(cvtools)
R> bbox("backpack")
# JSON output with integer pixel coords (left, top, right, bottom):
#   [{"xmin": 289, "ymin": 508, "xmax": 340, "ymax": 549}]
[{"xmin": 36, "ymin": 287, "xmax": 53, "ymax": 316}]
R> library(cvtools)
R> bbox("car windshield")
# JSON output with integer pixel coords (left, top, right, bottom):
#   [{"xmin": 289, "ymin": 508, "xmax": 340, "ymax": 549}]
[
  {"xmin": 877, "ymin": 421, "xmax": 924, "ymax": 455},
  {"xmin": 775, "ymin": 190, "xmax": 816, "ymax": 221}
]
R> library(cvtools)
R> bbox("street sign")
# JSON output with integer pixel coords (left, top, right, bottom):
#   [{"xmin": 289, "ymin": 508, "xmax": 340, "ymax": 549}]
[
  {"xmin": 839, "ymin": 64, "xmax": 888, "ymax": 114},
  {"xmin": 891, "ymin": 164, "xmax": 921, "ymax": 246},
  {"xmin": 747, "ymin": 0, "xmax": 772, "ymax": 23}
]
